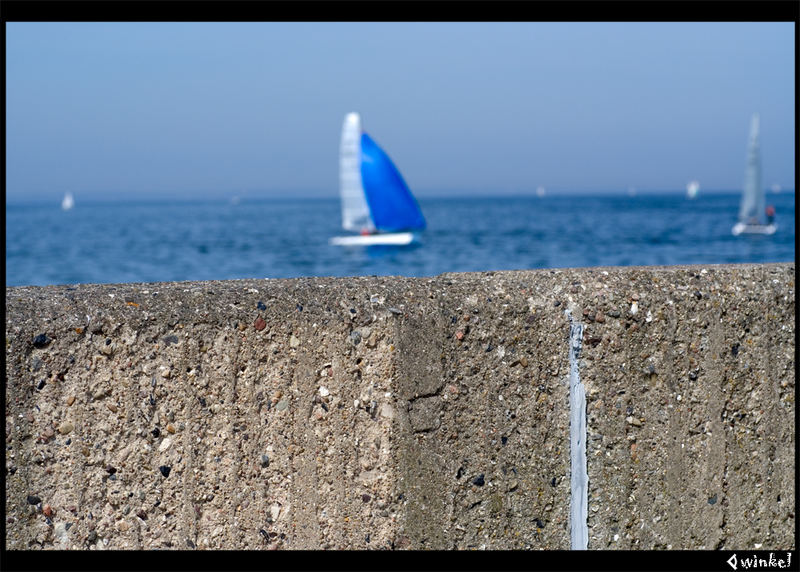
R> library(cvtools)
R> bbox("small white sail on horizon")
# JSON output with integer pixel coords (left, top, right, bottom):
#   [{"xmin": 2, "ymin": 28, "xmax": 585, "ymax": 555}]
[
  {"xmin": 686, "ymin": 180, "xmax": 699, "ymax": 199},
  {"xmin": 61, "ymin": 192, "xmax": 75, "ymax": 211}
]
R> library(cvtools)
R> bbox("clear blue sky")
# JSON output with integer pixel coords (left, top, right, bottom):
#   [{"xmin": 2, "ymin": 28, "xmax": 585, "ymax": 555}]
[{"xmin": 5, "ymin": 22, "xmax": 796, "ymax": 203}]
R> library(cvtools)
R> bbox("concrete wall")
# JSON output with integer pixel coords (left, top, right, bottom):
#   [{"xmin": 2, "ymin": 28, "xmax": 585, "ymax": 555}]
[{"xmin": 4, "ymin": 264, "xmax": 794, "ymax": 550}]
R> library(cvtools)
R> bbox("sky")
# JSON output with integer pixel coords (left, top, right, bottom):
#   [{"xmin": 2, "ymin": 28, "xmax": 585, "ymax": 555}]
[{"xmin": 5, "ymin": 21, "xmax": 796, "ymax": 203}]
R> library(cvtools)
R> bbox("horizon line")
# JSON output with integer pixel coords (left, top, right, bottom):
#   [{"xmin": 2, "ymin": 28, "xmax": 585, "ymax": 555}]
[{"xmin": 6, "ymin": 187, "xmax": 795, "ymax": 207}]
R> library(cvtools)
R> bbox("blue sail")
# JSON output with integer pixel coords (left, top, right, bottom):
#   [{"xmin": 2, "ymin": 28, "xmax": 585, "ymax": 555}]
[{"xmin": 360, "ymin": 133, "xmax": 426, "ymax": 232}]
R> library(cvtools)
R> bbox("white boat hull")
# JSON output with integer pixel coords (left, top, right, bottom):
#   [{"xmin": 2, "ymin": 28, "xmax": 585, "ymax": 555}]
[
  {"xmin": 731, "ymin": 222, "xmax": 776, "ymax": 236},
  {"xmin": 329, "ymin": 232, "xmax": 420, "ymax": 246}
]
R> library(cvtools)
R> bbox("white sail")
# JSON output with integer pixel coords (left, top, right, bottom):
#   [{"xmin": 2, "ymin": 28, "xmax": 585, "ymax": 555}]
[
  {"xmin": 61, "ymin": 192, "xmax": 74, "ymax": 211},
  {"xmin": 338, "ymin": 112, "xmax": 374, "ymax": 233},
  {"xmin": 738, "ymin": 113, "xmax": 762, "ymax": 223},
  {"xmin": 686, "ymin": 180, "xmax": 699, "ymax": 199}
]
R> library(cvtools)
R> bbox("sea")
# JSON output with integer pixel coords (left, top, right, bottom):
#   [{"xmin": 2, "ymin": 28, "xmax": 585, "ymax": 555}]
[{"xmin": 5, "ymin": 192, "xmax": 795, "ymax": 287}]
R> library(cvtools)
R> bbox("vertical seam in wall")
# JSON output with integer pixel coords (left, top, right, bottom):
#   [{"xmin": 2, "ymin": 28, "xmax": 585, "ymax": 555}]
[{"xmin": 566, "ymin": 310, "xmax": 588, "ymax": 550}]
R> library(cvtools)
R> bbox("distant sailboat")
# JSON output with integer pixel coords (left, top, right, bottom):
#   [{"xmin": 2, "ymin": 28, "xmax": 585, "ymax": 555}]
[
  {"xmin": 731, "ymin": 114, "xmax": 776, "ymax": 236},
  {"xmin": 61, "ymin": 192, "xmax": 75, "ymax": 211},
  {"xmin": 330, "ymin": 112, "xmax": 426, "ymax": 246},
  {"xmin": 536, "ymin": 186, "xmax": 546, "ymax": 198},
  {"xmin": 686, "ymin": 180, "xmax": 699, "ymax": 199}
]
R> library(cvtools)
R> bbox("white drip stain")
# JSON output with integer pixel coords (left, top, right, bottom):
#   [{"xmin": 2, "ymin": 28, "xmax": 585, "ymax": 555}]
[{"xmin": 566, "ymin": 310, "xmax": 588, "ymax": 550}]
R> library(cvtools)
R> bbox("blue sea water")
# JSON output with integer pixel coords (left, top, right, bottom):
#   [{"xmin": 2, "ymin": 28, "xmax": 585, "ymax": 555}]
[{"xmin": 5, "ymin": 192, "xmax": 795, "ymax": 287}]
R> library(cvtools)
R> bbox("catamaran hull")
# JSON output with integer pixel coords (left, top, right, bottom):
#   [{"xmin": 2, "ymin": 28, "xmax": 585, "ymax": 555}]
[
  {"xmin": 731, "ymin": 222, "xmax": 777, "ymax": 236},
  {"xmin": 329, "ymin": 232, "xmax": 421, "ymax": 246}
]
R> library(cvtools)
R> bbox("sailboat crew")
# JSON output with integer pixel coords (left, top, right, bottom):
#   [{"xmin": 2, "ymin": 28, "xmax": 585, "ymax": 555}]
[{"xmin": 766, "ymin": 205, "xmax": 775, "ymax": 225}]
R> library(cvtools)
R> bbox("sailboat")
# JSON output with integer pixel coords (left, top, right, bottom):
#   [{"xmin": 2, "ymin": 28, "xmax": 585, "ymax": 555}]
[
  {"xmin": 61, "ymin": 192, "xmax": 75, "ymax": 211},
  {"xmin": 686, "ymin": 180, "xmax": 699, "ymax": 199},
  {"xmin": 731, "ymin": 113, "xmax": 776, "ymax": 236},
  {"xmin": 330, "ymin": 112, "xmax": 426, "ymax": 246}
]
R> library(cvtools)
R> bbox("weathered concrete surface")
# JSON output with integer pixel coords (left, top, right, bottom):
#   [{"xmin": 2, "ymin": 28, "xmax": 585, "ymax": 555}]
[
  {"xmin": 576, "ymin": 265, "xmax": 796, "ymax": 550},
  {"xmin": 4, "ymin": 264, "xmax": 794, "ymax": 550}
]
